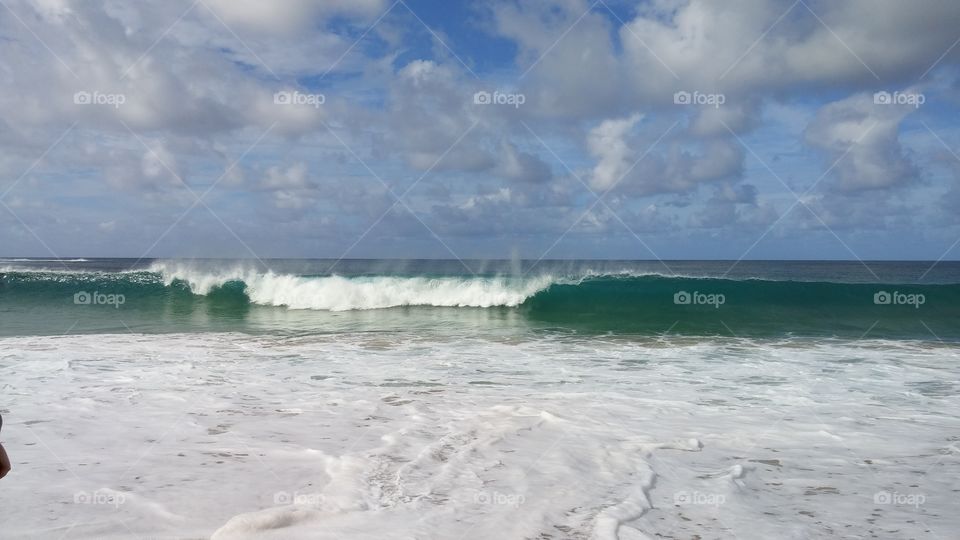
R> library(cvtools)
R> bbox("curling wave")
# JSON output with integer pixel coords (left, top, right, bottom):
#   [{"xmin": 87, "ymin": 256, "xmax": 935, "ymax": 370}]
[{"xmin": 152, "ymin": 262, "xmax": 557, "ymax": 311}]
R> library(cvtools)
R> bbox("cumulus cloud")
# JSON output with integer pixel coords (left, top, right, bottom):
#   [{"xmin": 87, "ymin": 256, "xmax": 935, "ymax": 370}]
[
  {"xmin": 262, "ymin": 162, "xmax": 310, "ymax": 190},
  {"xmin": 203, "ymin": 0, "xmax": 388, "ymax": 35},
  {"xmin": 587, "ymin": 114, "xmax": 644, "ymax": 191},
  {"xmin": 805, "ymin": 90, "xmax": 921, "ymax": 192},
  {"xmin": 381, "ymin": 60, "xmax": 491, "ymax": 172},
  {"xmin": 623, "ymin": 0, "xmax": 960, "ymax": 94},
  {"xmin": 496, "ymin": 141, "xmax": 553, "ymax": 184},
  {"xmin": 587, "ymin": 114, "xmax": 744, "ymax": 197},
  {"xmin": 688, "ymin": 183, "xmax": 779, "ymax": 229}
]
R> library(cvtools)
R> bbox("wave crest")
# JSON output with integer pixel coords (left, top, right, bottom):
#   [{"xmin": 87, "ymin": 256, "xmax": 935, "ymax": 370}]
[{"xmin": 150, "ymin": 262, "xmax": 555, "ymax": 311}]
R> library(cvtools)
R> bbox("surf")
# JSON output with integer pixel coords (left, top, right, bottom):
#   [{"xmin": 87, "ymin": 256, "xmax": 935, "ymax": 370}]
[
  {"xmin": 1, "ymin": 261, "xmax": 958, "ymax": 339},
  {"xmin": 150, "ymin": 261, "xmax": 558, "ymax": 310}
]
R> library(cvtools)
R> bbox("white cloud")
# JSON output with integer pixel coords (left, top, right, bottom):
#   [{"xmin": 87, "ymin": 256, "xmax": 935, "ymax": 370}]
[
  {"xmin": 203, "ymin": 0, "xmax": 388, "ymax": 34},
  {"xmin": 496, "ymin": 141, "xmax": 552, "ymax": 184},
  {"xmin": 262, "ymin": 162, "xmax": 310, "ymax": 190},
  {"xmin": 587, "ymin": 113, "xmax": 644, "ymax": 191},
  {"xmin": 805, "ymin": 90, "xmax": 920, "ymax": 192}
]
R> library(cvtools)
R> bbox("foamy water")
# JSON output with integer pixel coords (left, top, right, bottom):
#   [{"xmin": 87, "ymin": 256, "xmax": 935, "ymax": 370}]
[
  {"xmin": 1, "ymin": 333, "xmax": 957, "ymax": 539},
  {"xmin": 153, "ymin": 260, "xmax": 557, "ymax": 310}
]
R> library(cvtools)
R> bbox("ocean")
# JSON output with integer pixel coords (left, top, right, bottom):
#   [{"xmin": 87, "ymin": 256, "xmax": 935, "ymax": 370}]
[{"xmin": 1, "ymin": 258, "xmax": 958, "ymax": 539}]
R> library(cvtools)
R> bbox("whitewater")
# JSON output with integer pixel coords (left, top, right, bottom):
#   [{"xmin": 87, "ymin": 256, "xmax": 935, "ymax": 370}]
[
  {"xmin": 151, "ymin": 261, "xmax": 560, "ymax": 310},
  {"xmin": 2, "ymin": 332, "xmax": 957, "ymax": 539}
]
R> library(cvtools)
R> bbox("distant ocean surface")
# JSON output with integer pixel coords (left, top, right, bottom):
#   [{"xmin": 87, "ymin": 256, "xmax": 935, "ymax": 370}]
[{"xmin": 1, "ymin": 259, "xmax": 958, "ymax": 539}]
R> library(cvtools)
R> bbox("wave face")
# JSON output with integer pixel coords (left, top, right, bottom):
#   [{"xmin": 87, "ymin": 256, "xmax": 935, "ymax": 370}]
[
  {"xmin": 1, "ymin": 260, "xmax": 958, "ymax": 338},
  {"xmin": 522, "ymin": 275, "xmax": 960, "ymax": 337}
]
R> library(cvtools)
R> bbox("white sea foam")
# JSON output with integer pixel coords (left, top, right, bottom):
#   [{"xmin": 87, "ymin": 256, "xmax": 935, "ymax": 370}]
[
  {"xmin": 1, "ymin": 333, "xmax": 957, "ymax": 539},
  {"xmin": 151, "ymin": 261, "xmax": 558, "ymax": 310}
]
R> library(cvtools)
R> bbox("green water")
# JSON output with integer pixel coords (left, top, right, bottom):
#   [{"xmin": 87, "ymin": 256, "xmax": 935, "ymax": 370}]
[{"xmin": 0, "ymin": 259, "xmax": 958, "ymax": 339}]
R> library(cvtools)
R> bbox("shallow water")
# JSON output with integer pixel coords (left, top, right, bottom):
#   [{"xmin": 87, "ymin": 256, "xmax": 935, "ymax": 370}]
[{"xmin": 1, "ymin": 333, "xmax": 957, "ymax": 539}]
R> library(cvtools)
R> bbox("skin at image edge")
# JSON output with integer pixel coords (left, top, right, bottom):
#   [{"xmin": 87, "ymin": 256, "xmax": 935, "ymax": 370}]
[
  {"xmin": 0, "ymin": 443, "xmax": 9, "ymax": 479},
  {"xmin": 0, "ymin": 415, "xmax": 8, "ymax": 479}
]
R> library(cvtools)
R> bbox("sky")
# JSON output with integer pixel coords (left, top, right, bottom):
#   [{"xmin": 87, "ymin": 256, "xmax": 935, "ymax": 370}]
[{"xmin": 1, "ymin": 0, "xmax": 960, "ymax": 261}]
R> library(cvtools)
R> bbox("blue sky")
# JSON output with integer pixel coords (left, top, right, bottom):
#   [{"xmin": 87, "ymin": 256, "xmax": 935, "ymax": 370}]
[{"xmin": 1, "ymin": 0, "xmax": 960, "ymax": 260}]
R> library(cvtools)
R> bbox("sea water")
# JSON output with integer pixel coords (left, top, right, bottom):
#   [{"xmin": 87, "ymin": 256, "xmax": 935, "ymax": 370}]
[{"xmin": 0, "ymin": 259, "xmax": 958, "ymax": 539}]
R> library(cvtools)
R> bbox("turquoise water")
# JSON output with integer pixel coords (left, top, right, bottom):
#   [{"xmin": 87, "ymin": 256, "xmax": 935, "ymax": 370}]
[{"xmin": 1, "ymin": 258, "xmax": 957, "ymax": 339}]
